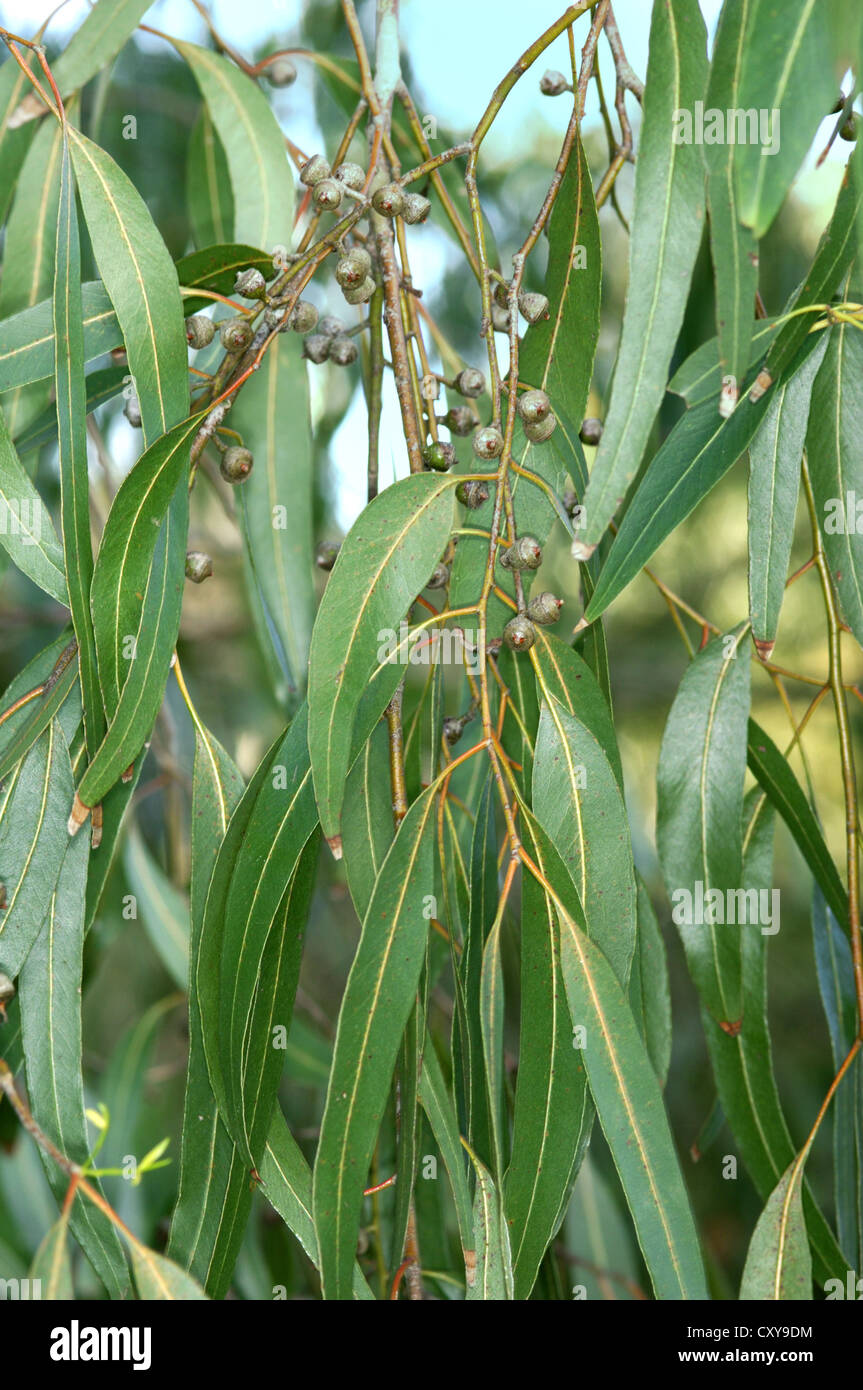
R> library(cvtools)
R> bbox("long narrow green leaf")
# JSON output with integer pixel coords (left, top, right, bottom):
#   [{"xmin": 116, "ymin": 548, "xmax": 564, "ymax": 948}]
[
  {"xmin": 51, "ymin": 0, "xmax": 153, "ymax": 101},
  {"xmin": 18, "ymin": 822, "xmax": 130, "ymax": 1298},
  {"xmin": 747, "ymin": 337, "xmax": 826, "ymax": 657},
  {"xmin": 527, "ymin": 811, "xmax": 708, "ymax": 1300},
  {"xmin": 186, "ymin": 108, "xmax": 234, "ymax": 250},
  {"xmin": 0, "ymin": 283, "xmax": 117, "ymax": 393},
  {"xmin": 313, "ymin": 784, "xmax": 438, "ymax": 1299},
  {"xmin": 418, "ymin": 1041, "xmax": 475, "ymax": 1270},
  {"xmin": 739, "ymin": 1161, "xmax": 811, "ymax": 1299},
  {"xmin": 129, "ymin": 1241, "xmax": 208, "ymax": 1300},
  {"xmin": 123, "ymin": 825, "xmax": 189, "ymax": 989},
  {"xmin": 734, "ymin": 0, "xmax": 834, "ymax": 238},
  {"xmin": 463, "ymin": 1142, "xmax": 513, "ymax": 1301},
  {"xmin": 30, "ymin": 1215, "xmax": 73, "ymax": 1299},
  {"xmin": 807, "ymin": 315, "xmax": 863, "ymax": 649},
  {"xmin": 54, "ymin": 132, "xmax": 103, "ymax": 761},
  {"xmin": 629, "ymin": 874, "xmax": 672, "ymax": 1087},
  {"xmin": 308, "ymin": 472, "xmax": 457, "ymax": 848},
  {"xmin": 703, "ymin": 0, "xmax": 758, "ymax": 410},
  {"xmin": 167, "ymin": 720, "xmax": 252, "ymax": 1297},
  {"xmin": 175, "ymin": 41, "xmax": 294, "ymax": 251},
  {"xmin": 574, "ymin": 0, "xmax": 707, "ymax": 555}
]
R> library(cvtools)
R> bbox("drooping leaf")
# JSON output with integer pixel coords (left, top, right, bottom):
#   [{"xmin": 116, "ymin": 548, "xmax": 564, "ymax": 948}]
[
  {"xmin": 747, "ymin": 337, "xmax": 827, "ymax": 657},
  {"xmin": 186, "ymin": 108, "xmax": 234, "ymax": 251},
  {"xmin": 0, "ymin": 632, "xmax": 80, "ymax": 778},
  {"xmin": 532, "ymin": 696, "xmax": 636, "ymax": 987},
  {"xmin": 669, "ymin": 318, "xmax": 778, "ymax": 407},
  {"xmin": 806, "ymin": 315, "xmax": 863, "ymax": 649},
  {"xmin": 703, "ymin": 0, "xmax": 759, "ymax": 406},
  {"xmin": 68, "ymin": 126, "xmax": 188, "ymax": 445},
  {"xmin": 530, "ymin": 629, "xmax": 621, "ymax": 786},
  {"xmin": 519, "ymin": 127, "xmax": 601, "ymax": 428},
  {"xmin": 53, "ymin": 132, "xmax": 104, "ymax": 762},
  {"xmin": 565, "ymin": 1153, "xmax": 643, "ymax": 1301},
  {"xmin": 313, "ymin": 784, "xmax": 438, "ymax": 1300},
  {"xmin": 308, "ymin": 472, "xmax": 457, "ymax": 848},
  {"xmin": 167, "ymin": 719, "xmax": 252, "ymax": 1298},
  {"xmin": 233, "ymin": 332, "xmax": 315, "ymax": 696},
  {"xmin": 526, "ymin": 814, "xmax": 708, "ymax": 1300},
  {"xmin": 505, "ymin": 813, "xmax": 593, "ymax": 1300},
  {"xmin": 463, "ymin": 1142, "xmax": 513, "ymax": 1301},
  {"xmin": 341, "ymin": 720, "xmax": 394, "ymax": 920},
  {"xmin": 657, "ymin": 630, "xmax": 750, "ymax": 1028},
  {"xmin": 175, "ymin": 41, "xmax": 294, "ymax": 252},
  {"xmin": 18, "ymin": 824, "xmax": 130, "ymax": 1298},
  {"xmin": 455, "ymin": 775, "xmax": 498, "ymax": 1172},
  {"xmin": 739, "ymin": 1161, "xmax": 812, "ymax": 1299},
  {"xmin": 0, "ymin": 282, "xmax": 118, "ymax": 393},
  {"xmin": 575, "ymin": 0, "xmax": 707, "ymax": 555},
  {"xmin": 734, "ymin": 0, "xmax": 835, "ymax": 239},
  {"xmin": 746, "ymin": 718, "xmax": 848, "ymax": 929},
  {"xmin": 418, "ymin": 1039, "xmax": 475, "ymax": 1273},
  {"xmin": 50, "ymin": 0, "xmax": 153, "ymax": 102}
]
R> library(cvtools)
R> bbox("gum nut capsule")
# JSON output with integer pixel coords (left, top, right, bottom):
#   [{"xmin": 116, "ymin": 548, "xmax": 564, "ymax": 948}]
[
  {"xmin": 335, "ymin": 246, "xmax": 372, "ymax": 288},
  {"xmin": 329, "ymin": 335, "xmax": 358, "ymax": 367},
  {"xmin": 526, "ymin": 591, "xmax": 563, "ymax": 625},
  {"xmin": 185, "ymin": 551, "xmax": 214, "ymax": 583},
  {"xmin": 334, "ymin": 161, "xmax": 366, "ymax": 190},
  {"xmin": 579, "ymin": 416, "xmax": 603, "ymax": 446},
  {"xmin": 234, "ymin": 267, "xmax": 267, "ymax": 299},
  {"xmin": 300, "ymin": 154, "xmax": 331, "ymax": 187},
  {"xmin": 455, "ymin": 366, "xmax": 486, "ymax": 398},
  {"xmin": 288, "ymin": 299, "xmax": 319, "ymax": 333},
  {"xmin": 266, "ymin": 56, "xmax": 297, "ymax": 87},
  {"xmin": 303, "ymin": 333, "xmax": 331, "ymax": 363},
  {"xmin": 318, "ymin": 315, "xmax": 345, "ymax": 338},
  {"xmin": 456, "ymin": 480, "xmax": 490, "ymax": 509},
  {"xmin": 540, "ymin": 68, "xmax": 569, "ymax": 96},
  {"xmin": 219, "ymin": 317, "xmax": 254, "ymax": 353},
  {"xmin": 491, "ymin": 304, "xmax": 511, "ymax": 332},
  {"xmin": 518, "ymin": 291, "xmax": 549, "ymax": 324},
  {"xmin": 443, "ymin": 716, "xmax": 463, "ymax": 745},
  {"xmin": 517, "ymin": 388, "xmax": 551, "ymax": 423},
  {"xmin": 444, "ymin": 406, "xmax": 474, "ymax": 436},
  {"xmin": 342, "ymin": 275, "xmax": 376, "ymax": 305},
  {"xmin": 427, "ymin": 562, "xmax": 449, "ymax": 589},
  {"xmin": 185, "ymin": 313, "xmax": 215, "ymax": 349},
  {"xmin": 220, "ymin": 446, "xmax": 254, "ymax": 483},
  {"xmin": 493, "ymin": 280, "xmax": 511, "ymax": 308},
  {"xmin": 315, "ymin": 540, "xmax": 341, "ymax": 571},
  {"xmin": 314, "ymin": 178, "xmax": 343, "ymax": 211},
  {"xmin": 422, "ymin": 441, "xmax": 455, "ymax": 471},
  {"xmin": 503, "ymin": 614, "xmax": 537, "ymax": 652},
  {"xmin": 840, "ymin": 113, "xmax": 858, "ymax": 141},
  {"xmin": 123, "ymin": 393, "xmax": 142, "ymax": 427},
  {"xmin": 501, "ymin": 535, "xmax": 542, "ymax": 570},
  {"xmin": 402, "ymin": 192, "xmax": 431, "ymax": 224},
  {"xmin": 523, "ymin": 412, "xmax": 557, "ymax": 443},
  {"xmin": 371, "ymin": 182, "xmax": 405, "ymax": 217},
  {"xmin": 472, "ymin": 425, "xmax": 504, "ymax": 460}
]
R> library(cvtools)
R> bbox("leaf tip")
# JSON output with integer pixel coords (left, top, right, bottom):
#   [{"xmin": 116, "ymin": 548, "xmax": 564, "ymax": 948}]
[
  {"xmin": 718, "ymin": 376, "xmax": 738, "ymax": 418},
  {"xmin": 67, "ymin": 794, "xmax": 90, "ymax": 837},
  {"xmin": 754, "ymin": 638, "xmax": 775, "ymax": 662},
  {"xmin": 570, "ymin": 537, "xmax": 596, "ymax": 562},
  {"xmin": 327, "ymin": 834, "xmax": 343, "ymax": 860}
]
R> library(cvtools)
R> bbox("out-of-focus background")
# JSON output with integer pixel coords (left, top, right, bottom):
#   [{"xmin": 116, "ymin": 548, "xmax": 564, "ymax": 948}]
[{"xmin": 0, "ymin": 0, "xmax": 860, "ymax": 1298}]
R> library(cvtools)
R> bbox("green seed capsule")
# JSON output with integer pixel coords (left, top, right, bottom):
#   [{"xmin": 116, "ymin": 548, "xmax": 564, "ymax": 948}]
[
  {"xmin": 219, "ymin": 317, "xmax": 254, "ymax": 353},
  {"xmin": 455, "ymin": 480, "xmax": 490, "ymax": 509},
  {"xmin": 185, "ymin": 551, "xmax": 214, "ymax": 583},
  {"xmin": 500, "ymin": 535, "xmax": 542, "ymax": 571},
  {"xmin": 523, "ymin": 412, "xmax": 557, "ymax": 443},
  {"xmin": 220, "ymin": 446, "xmax": 254, "ymax": 483},
  {"xmin": 185, "ymin": 314, "xmax": 215, "ymax": 349},
  {"xmin": 472, "ymin": 426, "xmax": 504, "ymax": 460},
  {"xmin": 300, "ymin": 154, "xmax": 331, "ymax": 187},
  {"xmin": 334, "ymin": 161, "xmax": 366, "ymax": 190},
  {"xmin": 503, "ymin": 614, "xmax": 537, "ymax": 652},
  {"xmin": 372, "ymin": 182, "xmax": 405, "ymax": 217},
  {"xmin": 455, "ymin": 367, "xmax": 486, "ymax": 398},
  {"xmin": 423, "ymin": 441, "xmax": 455, "ymax": 472},
  {"xmin": 526, "ymin": 591, "xmax": 563, "ymax": 625},
  {"xmin": 579, "ymin": 416, "xmax": 603, "ymax": 446},
  {"xmin": 517, "ymin": 388, "xmax": 551, "ymax": 424}
]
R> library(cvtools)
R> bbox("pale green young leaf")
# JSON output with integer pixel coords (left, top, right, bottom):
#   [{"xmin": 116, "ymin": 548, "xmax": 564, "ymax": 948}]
[{"xmin": 739, "ymin": 1162, "xmax": 812, "ymax": 1299}]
